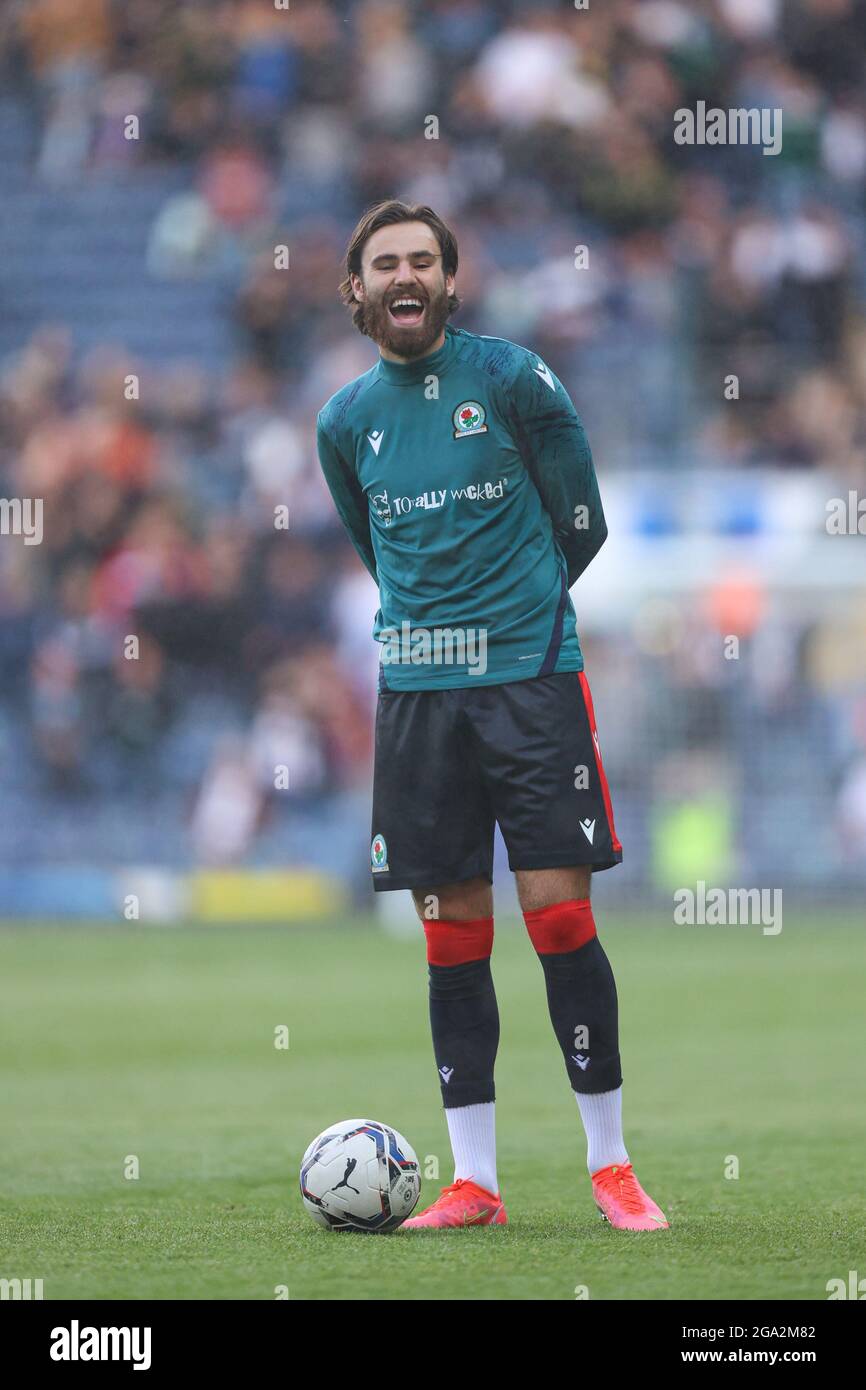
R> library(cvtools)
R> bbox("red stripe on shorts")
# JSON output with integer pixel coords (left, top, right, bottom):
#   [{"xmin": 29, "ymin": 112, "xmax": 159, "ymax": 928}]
[{"xmin": 578, "ymin": 672, "xmax": 622, "ymax": 854}]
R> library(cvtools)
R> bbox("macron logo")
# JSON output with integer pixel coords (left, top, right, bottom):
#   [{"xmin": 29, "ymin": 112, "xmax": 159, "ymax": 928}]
[
  {"xmin": 572, "ymin": 1054, "xmax": 591, "ymax": 1071},
  {"xmin": 534, "ymin": 360, "xmax": 555, "ymax": 392},
  {"xmin": 439, "ymin": 1066, "xmax": 453, "ymax": 1084},
  {"xmin": 580, "ymin": 818, "xmax": 596, "ymax": 845},
  {"xmin": 367, "ymin": 430, "xmax": 384, "ymax": 456}
]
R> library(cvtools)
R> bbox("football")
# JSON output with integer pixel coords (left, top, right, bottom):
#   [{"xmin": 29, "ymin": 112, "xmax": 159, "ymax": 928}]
[{"xmin": 299, "ymin": 1118, "xmax": 421, "ymax": 1232}]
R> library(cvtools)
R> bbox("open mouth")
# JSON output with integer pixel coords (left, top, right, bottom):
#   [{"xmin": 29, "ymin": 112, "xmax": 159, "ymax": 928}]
[{"xmin": 387, "ymin": 296, "xmax": 426, "ymax": 327}]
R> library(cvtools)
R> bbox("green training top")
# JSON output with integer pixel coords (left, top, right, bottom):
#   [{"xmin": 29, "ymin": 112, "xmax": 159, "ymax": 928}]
[{"xmin": 316, "ymin": 323, "xmax": 607, "ymax": 690}]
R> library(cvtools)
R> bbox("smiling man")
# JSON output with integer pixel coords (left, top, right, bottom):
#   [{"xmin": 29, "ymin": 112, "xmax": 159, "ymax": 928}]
[{"xmin": 316, "ymin": 199, "xmax": 668, "ymax": 1233}]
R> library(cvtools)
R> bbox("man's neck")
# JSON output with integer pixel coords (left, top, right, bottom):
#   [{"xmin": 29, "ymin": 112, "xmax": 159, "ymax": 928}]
[{"xmin": 378, "ymin": 328, "xmax": 446, "ymax": 364}]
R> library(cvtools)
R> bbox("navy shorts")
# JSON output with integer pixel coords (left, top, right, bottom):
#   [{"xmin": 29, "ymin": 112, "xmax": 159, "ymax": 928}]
[{"xmin": 369, "ymin": 668, "xmax": 622, "ymax": 891}]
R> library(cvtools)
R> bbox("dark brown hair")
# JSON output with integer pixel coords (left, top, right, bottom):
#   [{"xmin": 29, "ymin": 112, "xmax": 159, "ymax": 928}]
[{"xmin": 338, "ymin": 199, "xmax": 461, "ymax": 335}]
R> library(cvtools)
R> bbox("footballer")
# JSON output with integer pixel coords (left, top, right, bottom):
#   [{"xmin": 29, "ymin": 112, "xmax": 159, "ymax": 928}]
[{"xmin": 316, "ymin": 200, "xmax": 668, "ymax": 1232}]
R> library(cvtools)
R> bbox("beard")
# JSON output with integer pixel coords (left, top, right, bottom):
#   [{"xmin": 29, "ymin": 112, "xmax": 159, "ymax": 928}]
[{"xmin": 359, "ymin": 281, "xmax": 452, "ymax": 359}]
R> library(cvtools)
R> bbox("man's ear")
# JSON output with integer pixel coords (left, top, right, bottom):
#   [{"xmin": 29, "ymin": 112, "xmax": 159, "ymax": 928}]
[
  {"xmin": 351, "ymin": 273, "xmax": 366, "ymax": 302},
  {"xmin": 445, "ymin": 273, "xmax": 456, "ymax": 297}
]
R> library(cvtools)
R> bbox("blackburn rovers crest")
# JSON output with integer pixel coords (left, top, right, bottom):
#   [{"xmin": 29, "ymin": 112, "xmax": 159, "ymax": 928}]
[{"xmin": 452, "ymin": 400, "xmax": 488, "ymax": 438}]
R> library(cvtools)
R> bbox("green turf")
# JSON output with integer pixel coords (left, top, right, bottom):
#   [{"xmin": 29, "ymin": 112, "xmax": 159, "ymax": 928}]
[{"xmin": 0, "ymin": 912, "xmax": 863, "ymax": 1300}]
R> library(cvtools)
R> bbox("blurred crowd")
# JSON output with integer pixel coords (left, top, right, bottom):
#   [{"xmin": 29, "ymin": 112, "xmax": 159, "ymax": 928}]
[{"xmin": 0, "ymin": 0, "xmax": 864, "ymax": 882}]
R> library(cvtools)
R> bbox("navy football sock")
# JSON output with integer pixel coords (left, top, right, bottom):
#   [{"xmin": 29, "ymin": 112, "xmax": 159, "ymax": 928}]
[
  {"xmin": 524, "ymin": 899, "xmax": 623, "ymax": 1094},
  {"xmin": 425, "ymin": 917, "xmax": 498, "ymax": 1108}
]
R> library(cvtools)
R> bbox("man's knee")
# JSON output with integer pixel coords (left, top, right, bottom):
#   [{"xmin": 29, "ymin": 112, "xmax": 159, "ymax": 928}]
[
  {"xmin": 411, "ymin": 875, "xmax": 493, "ymax": 922},
  {"xmin": 515, "ymin": 866, "xmax": 592, "ymax": 913}
]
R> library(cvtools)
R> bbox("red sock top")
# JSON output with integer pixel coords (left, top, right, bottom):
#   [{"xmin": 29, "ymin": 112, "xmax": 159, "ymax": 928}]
[
  {"xmin": 522, "ymin": 898, "xmax": 596, "ymax": 954},
  {"xmin": 424, "ymin": 915, "xmax": 494, "ymax": 966}
]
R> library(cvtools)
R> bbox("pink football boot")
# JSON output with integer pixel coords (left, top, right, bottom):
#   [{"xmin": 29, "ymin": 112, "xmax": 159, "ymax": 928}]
[
  {"xmin": 402, "ymin": 1177, "xmax": 507, "ymax": 1229},
  {"xmin": 591, "ymin": 1161, "xmax": 669, "ymax": 1230}
]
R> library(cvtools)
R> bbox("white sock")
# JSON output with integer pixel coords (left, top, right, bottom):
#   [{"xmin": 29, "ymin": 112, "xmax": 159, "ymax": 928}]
[
  {"xmin": 446, "ymin": 1102, "xmax": 499, "ymax": 1195},
  {"xmin": 574, "ymin": 1086, "xmax": 630, "ymax": 1175}
]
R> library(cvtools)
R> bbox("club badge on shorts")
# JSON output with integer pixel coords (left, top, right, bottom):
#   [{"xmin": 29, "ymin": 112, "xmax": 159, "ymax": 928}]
[
  {"xmin": 371, "ymin": 833, "xmax": 389, "ymax": 872},
  {"xmin": 452, "ymin": 401, "xmax": 488, "ymax": 438}
]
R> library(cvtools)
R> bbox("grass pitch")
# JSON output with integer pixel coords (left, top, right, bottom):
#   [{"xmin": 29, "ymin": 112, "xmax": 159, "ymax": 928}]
[{"xmin": 0, "ymin": 910, "xmax": 863, "ymax": 1300}]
